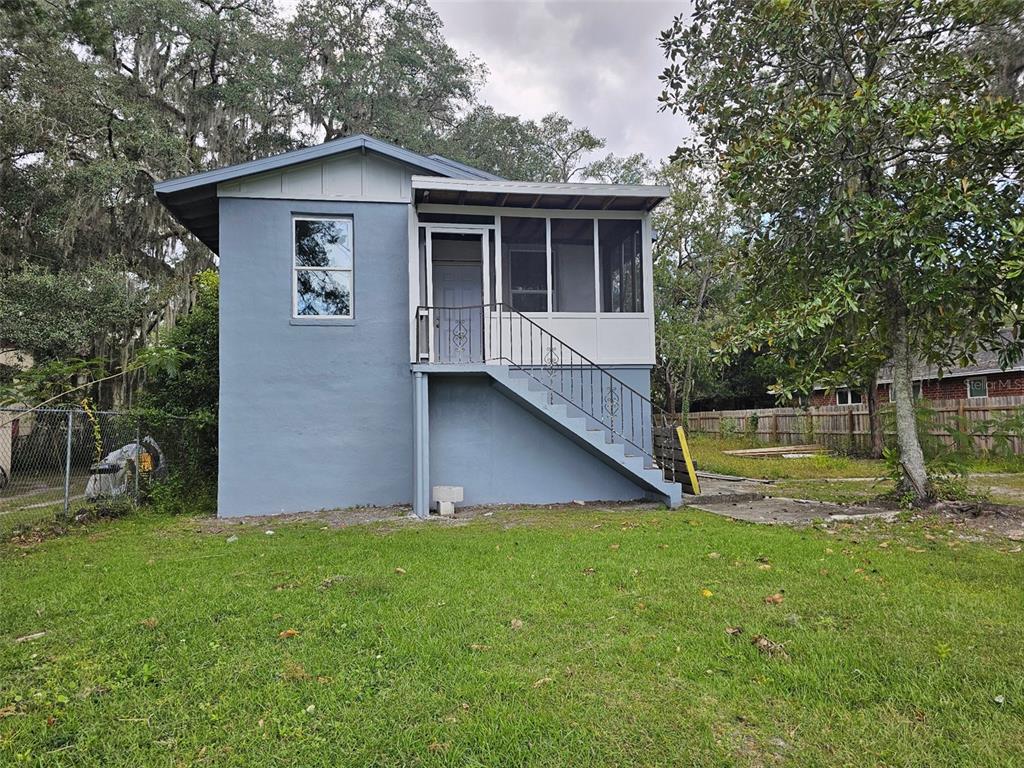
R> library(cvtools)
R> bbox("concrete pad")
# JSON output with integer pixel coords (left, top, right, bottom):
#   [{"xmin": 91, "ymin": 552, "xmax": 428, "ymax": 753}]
[{"xmin": 690, "ymin": 496, "xmax": 899, "ymax": 525}]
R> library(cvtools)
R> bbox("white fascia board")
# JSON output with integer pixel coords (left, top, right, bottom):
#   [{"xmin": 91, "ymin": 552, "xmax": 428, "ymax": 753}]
[{"xmin": 410, "ymin": 176, "xmax": 670, "ymax": 199}]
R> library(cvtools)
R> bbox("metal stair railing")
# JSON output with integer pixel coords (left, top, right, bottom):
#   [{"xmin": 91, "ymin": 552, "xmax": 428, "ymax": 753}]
[{"xmin": 415, "ymin": 303, "xmax": 686, "ymax": 488}]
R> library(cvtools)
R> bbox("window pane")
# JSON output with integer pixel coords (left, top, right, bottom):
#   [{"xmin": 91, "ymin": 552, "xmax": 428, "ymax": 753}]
[
  {"xmin": 295, "ymin": 219, "xmax": 352, "ymax": 269},
  {"xmin": 501, "ymin": 217, "xmax": 547, "ymax": 312},
  {"xmin": 551, "ymin": 218, "xmax": 595, "ymax": 312},
  {"xmin": 296, "ymin": 270, "xmax": 352, "ymax": 317},
  {"xmin": 599, "ymin": 220, "xmax": 644, "ymax": 312},
  {"xmin": 968, "ymin": 378, "xmax": 987, "ymax": 398}
]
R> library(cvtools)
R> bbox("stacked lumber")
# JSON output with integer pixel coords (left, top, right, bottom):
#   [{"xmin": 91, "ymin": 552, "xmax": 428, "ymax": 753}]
[{"xmin": 722, "ymin": 444, "xmax": 828, "ymax": 457}]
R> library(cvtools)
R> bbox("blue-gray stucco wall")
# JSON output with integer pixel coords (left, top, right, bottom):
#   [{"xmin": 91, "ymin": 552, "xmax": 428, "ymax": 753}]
[
  {"xmin": 428, "ymin": 367, "xmax": 654, "ymax": 505},
  {"xmin": 218, "ymin": 197, "xmax": 413, "ymax": 516}
]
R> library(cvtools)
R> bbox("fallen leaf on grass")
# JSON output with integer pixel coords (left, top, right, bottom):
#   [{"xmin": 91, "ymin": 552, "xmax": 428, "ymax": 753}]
[
  {"xmin": 582, "ymin": 567, "xmax": 596, "ymax": 576},
  {"xmin": 278, "ymin": 628, "xmax": 300, "ymax": 639},
  {"xmin": 657, "ymin": 544, "xmax": 669, "ymax": 550},
  {"xmin": 609, "ymin": 543, "xmax": 620, "ymax": 551},
  {"xmin": 701, "ymin": 589, "xmax": 714, "ymax": 598},
  {"xmin": 0, "ymin": 704, "xmax": 19, "ymax": 718},
  {"xmin": 394, "ymin": 567, "xmax": 407, "ymax": 575},
  {"xmin": 428, "ymin": 742, "xmax": 450, "ymax": 753},
  {"xmin": 532, "ymin": 676, "xmax": 553, "ymax": 688},
  {"xmin": 282, "ymin": 661, "xmax": 310, "ymax": 681},
  {"xmin": 725, "ymin": 626, "xmax": 743, "ymax": 636},
  {"xmin": 510, "ymin": 618, "xmax": 524, "ymax": 630},
  {"xmin": 758, "ymin": 563, "xmax": 772, "ymax": 570},
  {"xmin": 708, "ymin": 552, "xmax": 721, "ymax": 559},
  {"xmin": 468, "ymin": 644, "xmax": 491, "ymax": 652},
  {"xmin": 763, "ymin": 593, "xmax": 785, "ymax": 605},
  {"xmin": 140, "ymin": 618, "xmax": 159, "ymax": 630},
  {"xmin": 14, "ymin": 631, "xmax": 46, "ymax": 643},
  {"xmin": 751, "ymin": 635, "xmax": 789, "ymax": 659}
]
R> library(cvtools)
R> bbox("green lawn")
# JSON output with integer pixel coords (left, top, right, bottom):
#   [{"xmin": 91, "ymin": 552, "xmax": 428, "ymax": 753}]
[
  {"xmin": 2, "ymin": 509, "xmax": 1023, "ymax": 766},
  {"xmin": 688, "ymin": 435, "xmax": 886, "ymax": 480}
]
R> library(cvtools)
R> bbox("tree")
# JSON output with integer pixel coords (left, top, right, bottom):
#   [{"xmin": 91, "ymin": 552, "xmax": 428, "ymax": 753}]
[
  {"xmin": 0, "ymin": 0, "xmax": 292, "ymax": 278},
  {"xmin": 651, "ymin": 160, "xmax": 739, "ymax": 414},
  {"xmin": 285, "ymin": 0, "xmax": 482, "ymax": 150},
  {"xmin": 139, "ymin": 271, "xmax": 219, "ymax": 483},
  {"xmin": 583, "ymin": 153, "xmax": 656, "ymax": 184},
  {"xmin": 660, "ymin": 0, "xmax": 1024, "ymax": 500},
  {"xmin": 443, "ymin": 107, "xmax": 609, "ymax": 182}
]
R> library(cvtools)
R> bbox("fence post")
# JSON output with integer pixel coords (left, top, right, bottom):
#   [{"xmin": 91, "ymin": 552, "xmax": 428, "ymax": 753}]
[{"xmin": 63, "ymin": 409, "xmax": 73, "ymax": 516}]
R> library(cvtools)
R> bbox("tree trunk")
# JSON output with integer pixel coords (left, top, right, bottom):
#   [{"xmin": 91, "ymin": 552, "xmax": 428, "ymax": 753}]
[
  {"xmin": 866, "ymin": 372, "xmax": 883, "ymax": 459},
  {"xmin": 890, "ymin": 310, "xmax": 930, "ymax": 501}
]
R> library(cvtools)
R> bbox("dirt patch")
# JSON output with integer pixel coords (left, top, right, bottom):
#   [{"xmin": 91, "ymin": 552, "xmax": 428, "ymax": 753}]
[
  {"xmin": 193, "ymin": 498, "xmax": 666, "ymax": 534},
  {"xmin": 195, "ymin": 505, "xmax": 414, "ymax": 534}
]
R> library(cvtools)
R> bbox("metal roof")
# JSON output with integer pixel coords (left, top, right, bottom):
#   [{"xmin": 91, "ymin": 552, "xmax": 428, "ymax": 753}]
[
  {"xmin": 411, "ymin": 176, "xmax": 670, "ymax": 212},
  {"xmin": 153, "ymin": 134, "xmax": 500, "ymax": 253}
]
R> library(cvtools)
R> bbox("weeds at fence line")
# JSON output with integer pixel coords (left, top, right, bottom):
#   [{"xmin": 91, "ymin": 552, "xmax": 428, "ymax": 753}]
[{"xmin": 0, "ymin": 406, "xmax": 207, "ymax": 540}]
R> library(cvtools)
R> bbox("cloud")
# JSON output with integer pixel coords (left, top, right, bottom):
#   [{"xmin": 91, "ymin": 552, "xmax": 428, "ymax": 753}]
[{"xmin": 433, "ymin": 0, "xmax": 694, "ymax": 162}]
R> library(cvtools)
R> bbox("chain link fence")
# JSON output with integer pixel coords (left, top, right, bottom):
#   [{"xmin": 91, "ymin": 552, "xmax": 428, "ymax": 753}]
[{"xmin": 0, "ymin": 407, "xmax": 183, "ymax": 539}]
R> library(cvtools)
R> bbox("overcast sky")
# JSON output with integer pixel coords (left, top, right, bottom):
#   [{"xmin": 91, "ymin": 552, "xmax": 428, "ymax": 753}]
[
  {"xmin": 432, "ymin": 0, "xmax": 693, "ymax": 162},
  {"xmin": 275, "ymin": 0, "xmax": 692, "ymax": 162}
]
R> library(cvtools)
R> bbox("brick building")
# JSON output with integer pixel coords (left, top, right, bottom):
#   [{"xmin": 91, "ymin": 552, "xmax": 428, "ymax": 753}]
[{"xmin": 810, "ymin": 347, "xmax": 1024, "ymax": 406}]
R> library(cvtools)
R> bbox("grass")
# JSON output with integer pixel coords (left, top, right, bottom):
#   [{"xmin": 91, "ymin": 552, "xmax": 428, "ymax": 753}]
[
  {"xmin": 2, "ymin": 508, "xmax": 1023, "ymax": 766},
  {"xmin": 688, "ymin": 435, "xmax": 886, "ymax": 480},
  {"xmin": 764, "ymin": 478, "xmax": 895, "ymax": 505}
]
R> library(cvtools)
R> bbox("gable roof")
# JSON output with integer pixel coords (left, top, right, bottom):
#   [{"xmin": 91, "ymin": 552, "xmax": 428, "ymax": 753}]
[{"xmin": 153, "ymin": 134, "xmax": 501, "ymax": 252}]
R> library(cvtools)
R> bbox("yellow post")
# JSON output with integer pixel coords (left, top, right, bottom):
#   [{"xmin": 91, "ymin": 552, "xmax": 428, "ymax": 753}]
[{"xmin": 675, "ymin": 425, "xmax": 701, "ymax": 496}]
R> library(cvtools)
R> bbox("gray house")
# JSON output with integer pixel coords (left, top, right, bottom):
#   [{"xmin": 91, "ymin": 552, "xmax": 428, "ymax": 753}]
[{"xmin": 155, "ymin": 135, "xmax": 695, "ymax": 518}]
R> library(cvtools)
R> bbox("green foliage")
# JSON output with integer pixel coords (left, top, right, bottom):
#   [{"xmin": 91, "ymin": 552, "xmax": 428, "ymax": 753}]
[
  {"xmin": 0, "ymin": 358, "xmax": 106, "ymax": 407},
  {"xmin": 138, "ymin": 271, "xmax": 219, "ymax": 490},
  {"xmin": 0, "ymin": 263, "xmax": 143, "ymax": 361},
  {"xmin": 659, "ymin": 0, "xmax": 1024, "ymax": 497},
  {"xmin": 441, "ymin": 107, "xmax": 616, "ymax": 183},
  {"xmin": 285, "ymin": 0, "xmax": 481, "ymax": 147}
]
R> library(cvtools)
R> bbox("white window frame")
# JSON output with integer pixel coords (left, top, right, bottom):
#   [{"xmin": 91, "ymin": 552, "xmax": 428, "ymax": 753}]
[
  {"xmin": 837, "ymin": 388, "xmax": 862, "ymax": 405},
  {"xmin": 292, "ymin": 215, "xmax": 354, "ymax": 320},
  {"xmin": 966, "ymin": 377, "xmax": 988, "ymax": 399}
]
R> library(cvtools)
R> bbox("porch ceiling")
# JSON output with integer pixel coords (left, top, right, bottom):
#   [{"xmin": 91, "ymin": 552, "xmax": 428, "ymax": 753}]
[{"xmin": 411, "ymin": 177, "xmax": 669, "ymax": 213}]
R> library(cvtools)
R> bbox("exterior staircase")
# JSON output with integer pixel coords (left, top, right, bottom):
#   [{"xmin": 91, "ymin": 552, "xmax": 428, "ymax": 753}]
[
  {"xmin": 487, "ymin": 366, "xmax": 686, "ymax": 507},
  {"xmin": 416, "ymin": 303, "xmax": 700, "ymax": 508}
]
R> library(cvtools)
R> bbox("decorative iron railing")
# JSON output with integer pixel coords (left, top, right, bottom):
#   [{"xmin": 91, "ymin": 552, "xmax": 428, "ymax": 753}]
[{"xmin": 415, "ymin": 303, "xmax": 687, "ymax": 488}]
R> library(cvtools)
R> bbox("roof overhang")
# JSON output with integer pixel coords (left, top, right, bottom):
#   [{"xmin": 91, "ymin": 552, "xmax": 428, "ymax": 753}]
[
  {"xmin": 412, "ymin": 177, "xmax": 669, "ymax": 212},
  {"xmin": 153, "ymin": 135, "xmax": 501, "ymax": 254}
]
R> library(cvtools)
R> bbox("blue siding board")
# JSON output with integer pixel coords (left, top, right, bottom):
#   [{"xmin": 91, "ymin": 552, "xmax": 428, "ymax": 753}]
[
  {"xmin": 218, "ymin": 197, "xmax": 414, "ymax": 517},
  {"xmin": 428, "ymin": 372, "xmax": 652, "ymax": 506}
]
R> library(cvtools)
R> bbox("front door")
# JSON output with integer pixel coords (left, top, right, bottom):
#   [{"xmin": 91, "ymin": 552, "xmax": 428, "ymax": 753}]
[{"xmin": 433, "ymin": 262, "xmax": 483, "ymax": 363}]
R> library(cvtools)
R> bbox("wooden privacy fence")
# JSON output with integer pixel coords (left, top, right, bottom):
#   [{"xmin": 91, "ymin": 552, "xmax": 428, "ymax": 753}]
[{"xmin": 684, "ymin": 396, "xmax": 1024, "ymax": 456}]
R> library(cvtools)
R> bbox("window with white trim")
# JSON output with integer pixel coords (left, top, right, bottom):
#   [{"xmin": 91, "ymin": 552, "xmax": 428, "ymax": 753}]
[
  {"xmin": 836, "ymin": 388, "xmax": 863, "ymax": 405},
  {"xmin": 293, "ymin": 217, "xmax": 353, "ymax": 318},
  {"xmin": 967, "ymin": 377, "xmax": 987, "ymax": 399}
]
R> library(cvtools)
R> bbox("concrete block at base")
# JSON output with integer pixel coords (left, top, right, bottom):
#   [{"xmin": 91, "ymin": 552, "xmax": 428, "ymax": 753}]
[
  {"xmin": 433, "ymin": 485, "xmax": 464, "ymax": 503},
  {"xmin": 433, "ymin": 485, "xmax": 463, "ymax": 517}
]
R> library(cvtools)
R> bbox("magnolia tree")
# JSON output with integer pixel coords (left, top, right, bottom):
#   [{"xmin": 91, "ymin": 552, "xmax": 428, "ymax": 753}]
[{"xmin": 660, "ymin": 0, "xmax": 1024, "ymax": 500}]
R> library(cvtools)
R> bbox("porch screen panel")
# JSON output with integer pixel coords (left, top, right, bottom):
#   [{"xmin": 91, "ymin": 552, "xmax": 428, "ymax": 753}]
[
  {"xmin": 598, "ymin": 220, "xmax": 643, "ymax": 313},
  {"xmin": 551, "ymin": 218, "xmax": 595, "ymax": 312},
  {"xmin": 501, "ymin": 217, "xmax": 547, "ymax": 312}
]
